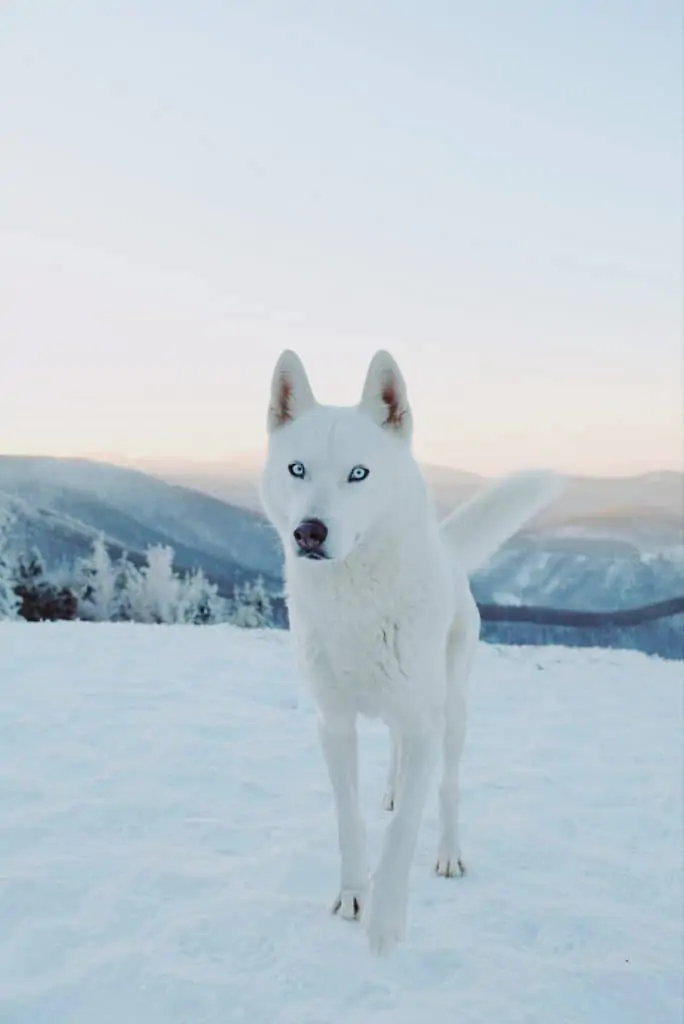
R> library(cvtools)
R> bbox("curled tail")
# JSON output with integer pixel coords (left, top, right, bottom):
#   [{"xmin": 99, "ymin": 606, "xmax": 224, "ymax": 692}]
[{"xmin": 439, "ymin": 470, "xmax": 565, "ymax": 576}]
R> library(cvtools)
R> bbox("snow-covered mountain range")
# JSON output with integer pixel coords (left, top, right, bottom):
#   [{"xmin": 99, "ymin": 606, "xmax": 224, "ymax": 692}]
[
  {"xmin": 1, "ymin": 455, "xmax": 682, "ymax": 612},
  {"xmin": 0, "ymin": 456, "xmax": 282, "ymax": 594}
]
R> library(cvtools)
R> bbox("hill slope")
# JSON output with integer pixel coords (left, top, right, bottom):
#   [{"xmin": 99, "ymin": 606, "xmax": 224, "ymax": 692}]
[
  {"xmin": 0, "ymin": 456, "xmax": 283, "ymax": 587},
  {"xmin": 1, "ymin": 456, "xmax": 682, "ymax": 617},
  {"xmin": 0, "ymin": 623, "xmax": 680, "ymax": 1023}
]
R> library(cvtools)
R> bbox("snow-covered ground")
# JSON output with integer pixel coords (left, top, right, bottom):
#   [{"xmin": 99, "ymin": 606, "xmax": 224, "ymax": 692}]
[{"xmin": 0, "ymin": 624, "xmax": 681, "ymax": 1024}]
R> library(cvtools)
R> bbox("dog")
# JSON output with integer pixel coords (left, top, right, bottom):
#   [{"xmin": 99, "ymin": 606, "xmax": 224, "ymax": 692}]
[{"xmin": 259, "ymin": 349, "xmax": 563, "ymax": 953}]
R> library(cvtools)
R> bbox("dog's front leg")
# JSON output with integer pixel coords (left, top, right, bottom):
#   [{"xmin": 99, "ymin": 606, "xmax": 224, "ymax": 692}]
[
  {"xmin": 381, "ymin": 728, "xmax": 401, "ymax": 811},
  {"xmin": 318, "ymin": 713, "xmax": 368, "ymax": 920},
  {"xmin": 365, "ymin": 721, "xmax": 439, "ymax": 953}
]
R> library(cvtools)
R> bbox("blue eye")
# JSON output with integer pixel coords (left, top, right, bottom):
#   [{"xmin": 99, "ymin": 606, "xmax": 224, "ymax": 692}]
[
  {"xmin": 348, "ymin": 465, "xmax": 370, "ymax": 482},
  {"xmin": 288, "ymin": 461, "xmax": 306, "ymax": 479}
]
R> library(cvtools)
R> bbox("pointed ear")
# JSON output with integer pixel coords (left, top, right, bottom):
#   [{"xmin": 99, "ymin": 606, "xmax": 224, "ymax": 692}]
[
  {"xmin": 267, "ymin": 350, "xmax": 316, "ymax": 433},
  {"xmin": 359, "ymin": 350, "xmax": 412, "ymax": 440}
]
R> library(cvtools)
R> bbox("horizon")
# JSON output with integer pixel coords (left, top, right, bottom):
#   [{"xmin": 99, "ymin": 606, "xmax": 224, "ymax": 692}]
[{"xmin": 1, "ymin": 3, "xmax": 681, "ymax": 476}]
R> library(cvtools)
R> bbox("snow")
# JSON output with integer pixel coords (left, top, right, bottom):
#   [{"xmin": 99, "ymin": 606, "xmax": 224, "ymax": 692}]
[{"xmin": 0, "ymin": 624, "xmax": 681, "ymax": 1024}]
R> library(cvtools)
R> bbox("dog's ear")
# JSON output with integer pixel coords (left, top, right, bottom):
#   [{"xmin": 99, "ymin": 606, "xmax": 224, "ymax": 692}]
[
  {"xmin": 267, "ymin": 350, "xmax": 317, "ymax": 433},
  {"xmin": 359, "ymin": 350, "xmax": 413, "ymax": 441}
]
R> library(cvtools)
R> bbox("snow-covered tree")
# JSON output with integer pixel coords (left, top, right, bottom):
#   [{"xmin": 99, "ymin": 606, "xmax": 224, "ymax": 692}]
[
  {"xmin": 113, "ymin": 556, "xmax": 143, "ymax": 622},
  {"xmin": 13, "ymin": 547, "xmax": 77, "ymax": 621},
  {"xmin": 13, "ymin": 548, "xmax": 46, "ymax": 621},
  {"xmin": 178, "ymin": 568, "xmax": 223, "ymax": 624},
  {"xmin": 74, "ymin": 539, "xmax": 225, "ymax": 625},
  {"xmin": 230, "ymin": 576, "xmax": 274, "ymax": 628},
  {"xmin": 78, "ymin": 536, "xmax": 117, "ymax": 621},
  {"xmin": 0, "ymin": 512, "xmax": 19, "ymax": 621},
  {"xmin": 132, "ymin": 545, "xmax": 181, "ymax": 624}
]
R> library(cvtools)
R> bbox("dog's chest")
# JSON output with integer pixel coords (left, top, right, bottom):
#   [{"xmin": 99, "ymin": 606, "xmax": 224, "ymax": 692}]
[{"xmin": 288, "ymin": 574, "xmax": 447, "ymax": 722}]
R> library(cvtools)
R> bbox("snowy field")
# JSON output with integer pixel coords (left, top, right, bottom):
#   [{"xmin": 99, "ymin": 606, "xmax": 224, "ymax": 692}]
[{"xmin": 0, "ymin": 623, "xmax": 681, "ymax": 1024}]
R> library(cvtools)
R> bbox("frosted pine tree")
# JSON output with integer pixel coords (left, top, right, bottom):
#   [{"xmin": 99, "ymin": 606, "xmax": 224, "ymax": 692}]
[
  {"xmin": 0, "ymin": 512, "xmax": 19, "ymax": 620},
  {"xmin": 78, "ymin": 536, "xmax": 117, "ymax": 621},
  {"xmin": 231, "ymin": 576, "xmax": 273, "ymax": 628},
  {"xmin": 178, "ymin": 568, "xmax": 223, "ymax": 624},
  {"xmin": 113, "ymin": 556, "xmax": 143, "ymax": 622},
  {"xmin": 137, "ymin": 545, "xmax": 181, "ymax": 624}
]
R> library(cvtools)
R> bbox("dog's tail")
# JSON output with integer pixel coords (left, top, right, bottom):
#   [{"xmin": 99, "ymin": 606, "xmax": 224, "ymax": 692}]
[{"xmin": 439, "ymin": 470, "xmax": 565, "ymax": 576}]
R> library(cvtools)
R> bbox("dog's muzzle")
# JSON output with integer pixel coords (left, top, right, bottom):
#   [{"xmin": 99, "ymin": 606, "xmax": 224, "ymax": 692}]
[{"xmin": 293, "ymin": 518, "xmax": 329, "ymax": 559}]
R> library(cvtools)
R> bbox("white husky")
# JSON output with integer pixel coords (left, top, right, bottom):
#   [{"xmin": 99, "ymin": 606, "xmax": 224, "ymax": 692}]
[{"xmin": 260, "ymin": 350, "xmax": 563, "ymax": 954}]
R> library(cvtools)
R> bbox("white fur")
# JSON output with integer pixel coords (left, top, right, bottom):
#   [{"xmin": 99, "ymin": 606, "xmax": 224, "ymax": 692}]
[{"xmin": 260, "ymin": 350, "xmax": 564, "ymax": 954}]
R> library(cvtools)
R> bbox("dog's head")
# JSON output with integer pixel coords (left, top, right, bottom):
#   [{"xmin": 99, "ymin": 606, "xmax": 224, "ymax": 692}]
[{"xmin": 260, "ymin": 350, "xmax": 420, "ymax": 564}]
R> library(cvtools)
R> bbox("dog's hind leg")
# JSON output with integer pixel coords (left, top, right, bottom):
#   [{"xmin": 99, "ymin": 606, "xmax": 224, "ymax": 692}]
[
  {"xmin": 381, "ymin": 729, "xmax": 401, "ymax": 811},
  {"xmin": 318, "ymin": 713, "xmax": 368, "ymax": 920},
  {"xmin": 435, "ymin": 610, "xmax": 479, "ymax": 878}
]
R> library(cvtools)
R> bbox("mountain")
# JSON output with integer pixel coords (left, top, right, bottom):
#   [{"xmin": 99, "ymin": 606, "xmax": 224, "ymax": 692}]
[
  {"xmin": 0, "ymin": 456, "xmax": 283, "ymax": 592},
  {"xmin": 96, "ymin": 452, "xmax": 268, "ymax": 511},
  {"xmin": 470, "ymin": 530, "xmax": 684, "ymax": 612},
  {"xmin": 1, "ymin": 455, "xmax": 682, "ymax": 618}
]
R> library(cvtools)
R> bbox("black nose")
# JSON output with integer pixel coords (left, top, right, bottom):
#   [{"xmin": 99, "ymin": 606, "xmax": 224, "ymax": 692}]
[{"xmin": 293, "ymin": 518, "xmax": 328, "ymax": 554}]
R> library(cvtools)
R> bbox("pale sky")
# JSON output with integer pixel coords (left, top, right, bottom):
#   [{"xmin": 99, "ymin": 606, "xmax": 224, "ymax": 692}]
[{"xmin": 1, "ymin": 1, "xmax": 681, "ymax": 475}]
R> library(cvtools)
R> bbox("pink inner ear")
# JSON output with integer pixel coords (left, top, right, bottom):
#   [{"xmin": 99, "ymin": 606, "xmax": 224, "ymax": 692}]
[
  {"xmin": 275, "ymin": 374, "xmax": 293, "ymax": 424},
  {"xmin": 381, "ymin": 378, "xmax": 404, "ymax": 427}
]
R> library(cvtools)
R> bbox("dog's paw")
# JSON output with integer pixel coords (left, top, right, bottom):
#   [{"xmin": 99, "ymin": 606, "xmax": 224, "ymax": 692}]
[
  {"xmin": 434, "ymin": 854, "xmax": 466, "ymax": 878},
  {"xmin": 331, "ymin": 887, "xmax": 365, "ymax": 920},
  {"xmin": 364, "ymin": 884, "xmax": 407, "ymax": 955},
  {"xmin": 381, "ymin": 788, "xmax": 395, "ymax": 812}
]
